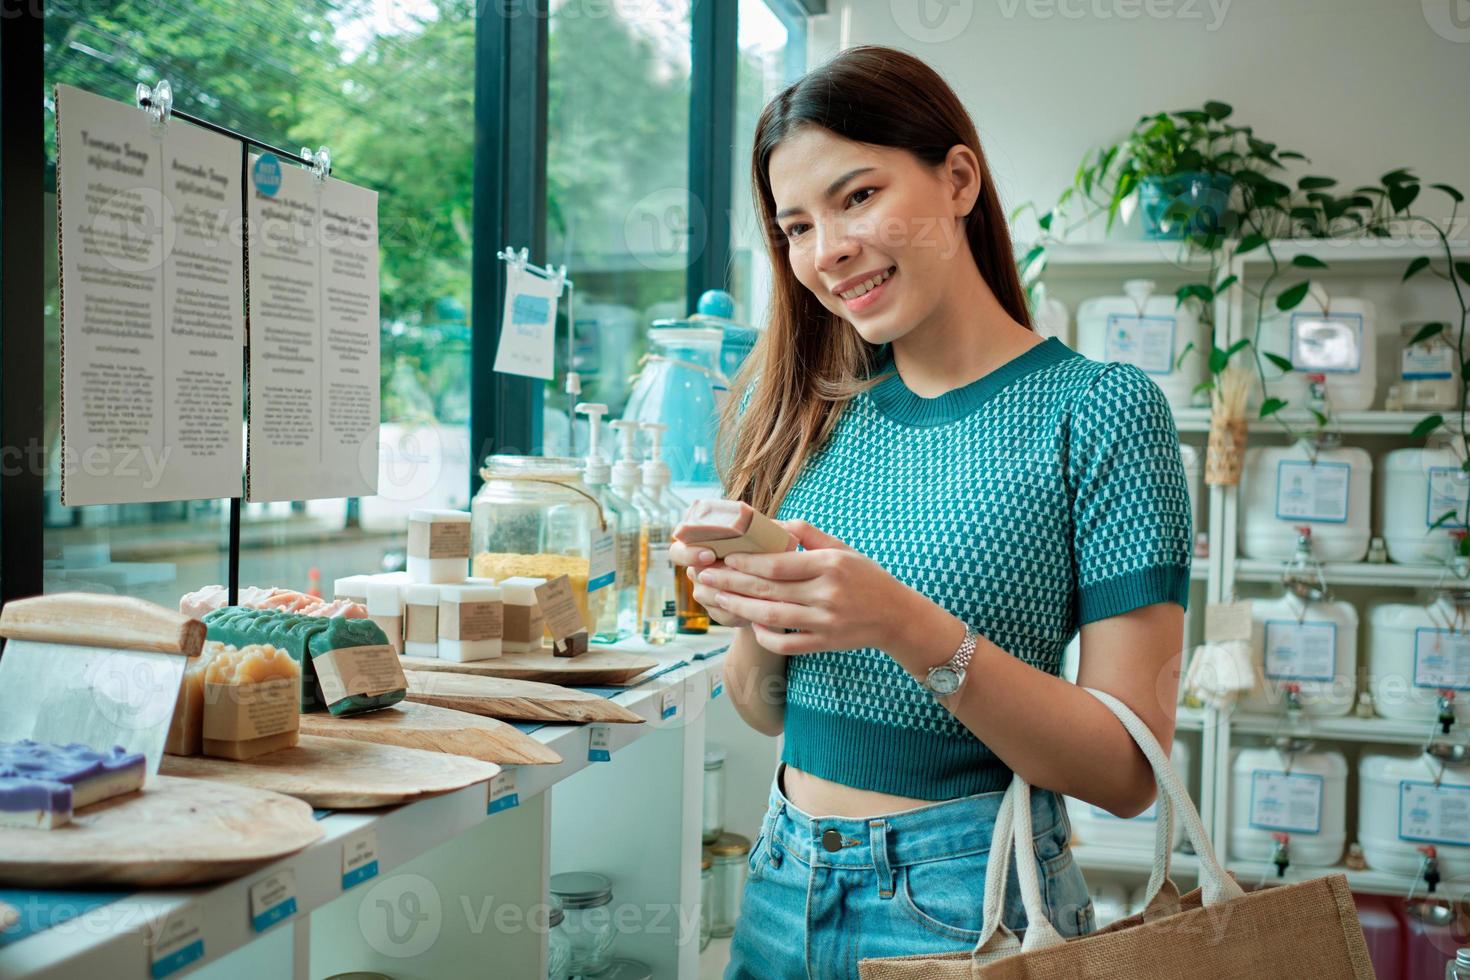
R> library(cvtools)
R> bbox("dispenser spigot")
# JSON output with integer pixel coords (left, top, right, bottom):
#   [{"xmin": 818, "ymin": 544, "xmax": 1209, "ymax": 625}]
[
  {"xmin": 1271, "ymin": 833, "xmax": 1291, "ymax": 878},
  {"xmin": 1439, "ymin": 689, "xmax": 1457, "ymax": 735},
  {"xmin": 1419, "ymin": 845, "xmax": 1441, "ymax": 893}
]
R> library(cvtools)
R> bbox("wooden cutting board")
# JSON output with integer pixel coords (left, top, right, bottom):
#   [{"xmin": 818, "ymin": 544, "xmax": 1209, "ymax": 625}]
[
  {"xmin": 0, "ymin": 776, "xmax": 322, "ymax": 887},
  {"xmin": 160, "ymin": 734, "xmax": 500, "ymax": 808},
  {"xmin": 400, "ymin": 648, "xmax": 658, "ymax": 686},
  {"xmin": 300, "ymin": 701, "xmax": 562, "ymax": 766},
  {"xmin": 402, "ymin": 670, "xmax": 644, "ymax": 725}
]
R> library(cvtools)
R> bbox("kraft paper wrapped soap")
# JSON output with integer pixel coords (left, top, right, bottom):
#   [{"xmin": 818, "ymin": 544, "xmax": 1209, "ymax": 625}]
[
  {"xmin": 307, "ymin": 615, "xmax": 408, "ymax": 716},
  {"xmin": 407, "ymin": 509, "xmax": 471, "ymax": 584},
  {"xmin": 201, "ymin": 643, "xmax": 301, "ymax": 760},
  {"xmin": 204, "ymin": 607, "xmax": 331, "ymax": 711},
  {"xmin": 498, "ymin": 577, "xmax": 547, "ymax": 653},
  {"xmin": 403, "ymin": 583, "xmax": 441, "ymax": 658},
  {"xmin": 437, "ymin": 583, "xmax": 503, "ymax": 662},
  {"xmin": 165, "ymin": 647, "xmax": 215, "ymax": 756},
  {"xmin": 674, "ymin": 499, "xmax": 797, "ymax": 557}
]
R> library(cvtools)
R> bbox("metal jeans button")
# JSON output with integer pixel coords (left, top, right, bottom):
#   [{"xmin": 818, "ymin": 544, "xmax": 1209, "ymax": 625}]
[{"xmin": 821, "ymin": 828, "xmax": 843, "ymax": 852}]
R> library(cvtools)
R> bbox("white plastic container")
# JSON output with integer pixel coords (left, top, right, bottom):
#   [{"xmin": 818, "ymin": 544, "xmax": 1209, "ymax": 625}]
[
  {"xmin": 1369, "ymin": 595, "xmax": 1470, "ymax": 727},
  {"xmin": 1077, "ymin": 279, "xmax": 1206, "ymax": 410},
  {"xmin": 1229, "ymin": 745, "xmax": 1348, "ymax": 867},
  {"xmin": 1252, "ymin": 294, "xmax": 1377, "ymax": 411},
  {"xmin": 1238, "ymin": 592, "xmax": 1358, "ymax": 717},
  {"xmin": 1398, "ymin": 320, "xmax": 1459, "ymax": 411},
  {"xmin": 1238, "ymin": 441, "xmax": 1372, "ymax": 561},
  {"xmin": 1066, "ymin": 740, "xmax": 1191, "ymax": 853},
  {"xmin": 1032, "ymin": 284, "xmax": 1073, "ymax": 349},
  {"xmin": 1181, "ymin": 443, "xmax": 1203, "ymax": 535},
  {"xmin": 1380, "ymin": 442, "xmax": 1469, "ymax": 565},
  {"xmin": 1360, "ymin": 750, "xmax": 1470, "ymax": 880}
]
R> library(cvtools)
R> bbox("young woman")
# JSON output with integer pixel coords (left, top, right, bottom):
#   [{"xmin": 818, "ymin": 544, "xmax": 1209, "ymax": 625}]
[{"xmin": 668, "ymin": 45, "xmax": 1193, "ymax": 978}]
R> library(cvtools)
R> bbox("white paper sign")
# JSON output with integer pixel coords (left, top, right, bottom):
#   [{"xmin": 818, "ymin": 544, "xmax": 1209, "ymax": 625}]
[
  {"xmin": 249, "ymin": 868, "xmax": 299, "ymax": 932},
  {"xmin": 1103, "ymin": 314, "xmax": 1176, "ymax": 375},
  {"xmin": 1399, "ymin": 780, "xmax": 1470, "ymax": 847},
  {"xmin": 492, "ymin": 263, "xmax": 560, "ymax": 380},
  {"xmin": 1263, "ymin": 620, "xmax": 1337, "ymax": 682},
  {"xmin": 341, "ymin": 830, "xmax": 380, "ymax": 890},
  {"xmin": 1249, "ymin": 770, "xmax": 1323, "ymax": 834},
  {"xmin": 245, "ymin": 152, "xmax": 379, "ymax": 501},
  {"xmin": 588, "ymin": 724, "xmax": 612, "ymax": 762},
  {"xmin": 56, "ymin": 84, "xmax": 244, "ymax": 506},
  {"xmin": 1290, "ymin": 313, "xmax": 1362, "ymax": 373},
  {"xmin": 588, "ymin": 527, "xmax": 617, "ymax": 594},
  {"xmin": 1413, "ymin": 628, "xmax": 1470, "ymax": 691},
  {"xmin": 1427, "ymin": 467, "xmax": 1470, "ymax": 529},
  {"xmin": 1403, "ymin": 339, "xmax": 1456, "ymax": 381},
  {"xmin": 1274, "ymin": 460, "xmax": 1350, "ymax": 522}
]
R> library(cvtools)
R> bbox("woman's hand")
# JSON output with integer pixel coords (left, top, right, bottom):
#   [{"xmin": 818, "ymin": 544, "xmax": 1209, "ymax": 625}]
[
  {"xmin": 686, "ymin": 519, "xmax": 915, "ymax": 655},
  {"xmin": 670, "ymin": 535, "xmax": 761, "ymax": 629}
]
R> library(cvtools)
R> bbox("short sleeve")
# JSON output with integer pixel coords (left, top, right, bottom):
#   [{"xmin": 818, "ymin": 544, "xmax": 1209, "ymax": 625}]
[{"xmin": 1066, "ymin": 364, "xmax": 1193, "ymax": 625}]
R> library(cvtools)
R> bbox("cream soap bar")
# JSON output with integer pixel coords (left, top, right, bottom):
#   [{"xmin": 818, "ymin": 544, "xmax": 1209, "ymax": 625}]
[
  {"xmin": 201, "ymin": 644, "xmax": 302, "ymax": 761},
  {"xmin": 403, "ymin": 583, "xmax": 441, "ymax": 658},
  {"xmin": 498, "ymin": 576, "xmax": 547, "ymax": 653},
  {"xmin": 675, "ymin": 499, "xmax": 796, "ymax": 557},
  {"xmin": 437, "ymin": 584, "xmax": 503, "ymax": 663},
  {"xmin": 407, "ymin": 509, "xmax": 471, "ymax": 584}
]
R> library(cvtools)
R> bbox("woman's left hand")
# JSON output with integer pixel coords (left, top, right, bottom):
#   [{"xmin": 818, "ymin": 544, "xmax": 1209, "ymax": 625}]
[{"xmin": 694, "ymin": 519, "xmax": 914, "ymax": 655}]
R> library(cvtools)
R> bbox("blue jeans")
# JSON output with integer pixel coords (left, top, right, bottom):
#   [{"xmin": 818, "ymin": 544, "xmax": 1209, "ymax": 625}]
[{"xmin": 725, "ymin": 763, "xmax": 1096, "ymax": 980}]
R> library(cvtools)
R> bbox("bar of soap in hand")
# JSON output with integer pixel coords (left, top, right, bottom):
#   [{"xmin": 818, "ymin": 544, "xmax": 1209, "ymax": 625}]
[{"xmin": 675, "ymin": 499, "xmax": 796, "ymax": 556}]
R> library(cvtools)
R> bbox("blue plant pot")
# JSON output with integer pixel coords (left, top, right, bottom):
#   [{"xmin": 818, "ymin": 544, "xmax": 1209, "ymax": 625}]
[{"xmin": 1139, "ymin": 172, "xmax": 1234, "ymax": 240}]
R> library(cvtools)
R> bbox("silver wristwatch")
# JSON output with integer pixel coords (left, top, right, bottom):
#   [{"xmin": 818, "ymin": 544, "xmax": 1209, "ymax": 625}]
[{"xmin": 923, "ymin": 626, "xmax": 977, "ymax": 698}]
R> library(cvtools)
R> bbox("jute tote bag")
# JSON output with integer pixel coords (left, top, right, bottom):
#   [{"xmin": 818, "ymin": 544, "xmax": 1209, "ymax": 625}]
[{"xmin": 858, "ymin": 688, "xmax": 1375, "ymax": 980}]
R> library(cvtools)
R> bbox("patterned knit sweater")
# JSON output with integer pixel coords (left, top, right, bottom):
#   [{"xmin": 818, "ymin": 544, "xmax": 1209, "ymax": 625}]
[{"xmin": 769, "ymin": 336, "xmax": 1193, "ymax": 800}]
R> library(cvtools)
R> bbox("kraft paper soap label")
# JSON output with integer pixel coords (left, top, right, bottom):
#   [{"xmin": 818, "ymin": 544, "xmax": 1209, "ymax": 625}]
[
  {"xmin": 502, "ymin": 603, "xmax": 545, "ymax": 644},
  {"xmin": 408, "ymin": 518, "xmax": 471, "ymax": 559},
  {"xmin": 1204, "ymin": 602, "xmax": 1252, "ymax": 643},
  {"xmin": 202, "ymin": 677, "xmax": 300, "ymax": 741},
  {"xmin": 371, "ymin": 613, "xmax": 404, "ymax": 653},
  {"xmin": 535, "ymin": 575, "xmax": 587, "ymax": 640},
  {"xmin": 315, "ymin": 644, "xmax": 406, "ymax": 704},
  {"xmin": 440, "ymin": 600, "xmax": 503, "ymax": 641},
  {"xmin": 405, "ymin": 603, "xmax": 439, "ymax": 643}
]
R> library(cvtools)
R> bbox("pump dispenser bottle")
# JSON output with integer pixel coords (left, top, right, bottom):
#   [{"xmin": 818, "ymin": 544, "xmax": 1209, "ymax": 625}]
[
  {"xmin": 576, "ymin": 403, "xmax": 637, "ymax": 642},
  {"xmin": 636, "ymin": 422, "xmax": 680, "ymax": 643}
]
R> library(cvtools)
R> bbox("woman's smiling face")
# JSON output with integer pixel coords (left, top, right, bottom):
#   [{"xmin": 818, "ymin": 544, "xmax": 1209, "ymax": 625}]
[{"xmin": 767, "ymin": 125, "xmax": 975, "ymax": 347}]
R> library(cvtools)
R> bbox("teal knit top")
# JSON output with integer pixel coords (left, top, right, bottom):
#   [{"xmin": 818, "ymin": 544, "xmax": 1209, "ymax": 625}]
[{"xmin": 768, "ymin": 336, "xmax": 1193, "ymax": 800}]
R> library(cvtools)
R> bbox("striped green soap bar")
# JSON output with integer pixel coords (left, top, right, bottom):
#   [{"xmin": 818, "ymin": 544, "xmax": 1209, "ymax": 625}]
[
  {"xmin": 306, "ymin": 616, "xmax": 407, "ymax": 716},
  {"xmin": 202, "ymin": 607, "xmax": 330, "ymax": 711}
]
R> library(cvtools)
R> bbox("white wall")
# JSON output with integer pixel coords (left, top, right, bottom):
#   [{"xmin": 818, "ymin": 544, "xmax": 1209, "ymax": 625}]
[{"xmin": 804, "ymin": 0, "xmax": 1470, "ymax": 243}]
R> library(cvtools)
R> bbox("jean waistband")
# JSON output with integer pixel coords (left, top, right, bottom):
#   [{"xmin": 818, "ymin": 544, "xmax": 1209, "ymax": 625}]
[{"xmin": 762, "ymin": 763, "xmax": 1066, "ymax": 868}]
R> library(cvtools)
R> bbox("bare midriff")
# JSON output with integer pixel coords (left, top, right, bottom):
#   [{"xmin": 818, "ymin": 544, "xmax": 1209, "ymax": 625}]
[{"xmin": 782, "ymin": 764, "xmax": 939, "ymax": 819}]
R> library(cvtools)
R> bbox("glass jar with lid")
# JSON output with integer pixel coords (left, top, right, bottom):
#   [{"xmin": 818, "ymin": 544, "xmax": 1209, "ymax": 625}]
[
  {"xmin": 708, "ymin": 832, "xmax": 751, "ymax": 938},
  {"xmin": 546, "ymin": 900, "xmax": 570, "ymax": 980},
  {"xmin": 472, "ymin": 455, "xmax": 611, "ymax": 638},
  {"xmin": 702, "ymin": 744, "xmax": 726, "ymax": 844},
  {"xmin": 548, "ymin": 871, "xmax": 616, "ymax": 975},
  {"xmin": 700, "ymin": 851, "xmax": 713, "ymax": 951}
]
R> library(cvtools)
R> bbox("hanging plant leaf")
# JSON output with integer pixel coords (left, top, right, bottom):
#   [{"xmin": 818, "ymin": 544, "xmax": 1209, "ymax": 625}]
[
  {"xmin": 1412, "ymin": 414, "xmax": 1444, "ymax": 439},
  {"xmin": 1194, "ymin": 379, "xmax": 1216, "ymax": 397},
  {"xmin": 1456, "ymin": 261, "xmax": 1470, "ymax": 287},
  {"xmin": 1381, "ymin": 168, "xmax": 1416, "ymax": 186},
  {"xmin": 1215, "ymin": 274, "xmax": 1238, "ymax": 294},
  {"xmin": 1177, "ymin": 283, "xmax": 1213, "ymax": 305},
  {"xmin": 1403, "ymin": 256, "xmax": 1431, "ymax": 281},
  {"xmin": 1226, "ymin": 338, "xmax": 1251, "ymax": 357},
  {"xmin": 1279, "ymin": 151, "xmax": 1308, "ymax": 161},
  {"xmin": 1209, "ymin": 346, "xmax": 1231, "ymax": 375},
  {"xmin": 1276, "ymin": 281, "xmax": 1311, "ymax": 311},
  {"xmin": 1298, "ymin": 176, "xmax": 1337, "ymax": 190},
  {"xmin": 1260, "ymin": 397, "xmax": 1287, "ymax": 418},
  {"xmin": 1204, "ymin": 100, "xmax": 1233, "ymax": 120},
  {"xmin": 1292, "ymin": 254, "xmax": 1328, "ymax": 269},
  {"xmin": 1388, "ymin": 182, "xmax": 1420, "ymax": 213},
  {"xmin": 1429, "ymin": 510, "xmax": 1460, "ymax": 531},
  {"xmin": 1264, "ymin": 352, "xmax": 1294, "ymax": 373},
  {"xmin": 1432, "ymin": 183, "xmax": 1464, "ymax": 204},
  {"xmin": 1409, "ymin": 322, "xmax": 1446, "ymax": 346},
  {"xmin": 1353, "ymin": 185, "xmax": 1386, "ymax": 197},
  {"xmin": 1236, "ymin": 233, "xmax": 1267, "ymax": 255}
]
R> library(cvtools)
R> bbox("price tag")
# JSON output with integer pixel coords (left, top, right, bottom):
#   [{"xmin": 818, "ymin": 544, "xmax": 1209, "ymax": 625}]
[
  {"xmin": 1204, "ymin": 602, "xmax": 1253, "ymax": 643},
  {"xmin": 1413, "ymin": 628, "xmax": 1470, "ymax": 691},
  {"xmin": 1248, "ymin": 770, "xmax": 1323, "ymax": 834},
  {"xmin": 1274, "ymin": 460, "xmax": 1351, "ymax": 523},
  {"xmin": 588, "ymin": 527, "xmax": 617, "ymax": 593},
  {"xmin": 709, "ymin": 671, "xmax": 723, "ymax": 701},
  {"xmin": 1263, "ymin": 620, "xmax": 1337, "ymax": 682},
  {"xmin": 1290, "ymin": 312, "xmax": 1363, "ymax": 373},
  {"xmin": 588, "ymin": 725, "xmax": 612, "ymax": 762},
  {"xmin": 488, "ymin": 769, "xmax": 519, "ymax": 814},
  {"xmin": 1103, "ymin": 314, "xmax": 1176, "ymax": 375},
  {"xmin": 248, "ymin": 868, "xmax": 299, "ymax": 933},
  {"xmin": 1399, "ymin": 780, "xmax": 1470, "ymax": 847},
  {"xmin": 148, "ymin": 907, "xmax": 204, "ymax": 979},
  {"xmin": 661, "ymin": 688, "xmax": 679, "ymax": 720},
  {"xmin": 341, "ymin": 831, "xmax": 380, "ymax": 890}
]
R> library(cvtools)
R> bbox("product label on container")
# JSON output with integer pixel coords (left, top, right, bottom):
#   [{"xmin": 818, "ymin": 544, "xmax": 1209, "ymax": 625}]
[
  {"xmin": 148, "ymin": 907, "xmax": 204, "ymax": 979},
  {"xmin": 1274, "ymin": 460, "xmax": 1351, "ymax": 523},
  {"xmin": 1398, "ymin": 780, "xmax": 1470, "ymax": 847},
  {"xmin": 249, "ymin": 868, "xmax": 299, "ymax": 932},
  {"xmin": 588, "ymin": 724, "xmax": 612, "ymax": 762},
  {"xmin": 588, "ymin": 527, "xmax": 617, "ymax": 593},
  {"xmin": 341, "ymin": 831, "xmax": 379, "ymax": 889},
  {"xmin": 1103, "ymin": 314, "xmax": 1176, "ymax": 375},
  {"xmin": 1262, "ymin": 620, "xmax": 1338, "ymax": 682},
  {"xmin": 616, "ymin": 531, "xmax": 640, "ymax": 587},
  {"xmin": 1404, "ymin": 339, "xmax": 1456, "ymax": 381},
  {"xmin": 1248, "ymin": 770, "xmax": 1324, "ymax": 834},
  {"xmin": 1290, "ymin": 313, "xmax": 1363, "ymax": 374},
  {"xmin": 1426, "ymin": 467, "xmax": 1470, "ymax": 529},
  {"xmin": 1412, "ymin": 628, "xmax": 1470, "ymax": 691},
  {"xmin": 647, "ymin": 544, "xmax": 675, "ymax": 588},
  {"xmin": 488, "ymin": 770, "xmax": 518, "ymax": 813}
]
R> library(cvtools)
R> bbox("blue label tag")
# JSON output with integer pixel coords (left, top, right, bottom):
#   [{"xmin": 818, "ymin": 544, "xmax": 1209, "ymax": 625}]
[
  {"xmin": 342, "ymin": 861, "xmax": 379, "ymax": 890},
  {"xmin": 512, "ymin": 294, "xmax": 550, "ymax": 324},
  {"xmin": 151, "ymin": 940, "xmax": 203, "ymax": 979},
  {"xmin": 251, "ymin": 897, "xmax": 297, "ymax": 933},
  {"xmin": 588, "ymin": 570, "xmax": 616, "ymax": 592},
  {"xmin": 488, "ymin": 792, "xmax": 519, "ymax": 814},
  {"xmin": 252, "ymin": 153, "xmax": 282, "ymax": 197}
]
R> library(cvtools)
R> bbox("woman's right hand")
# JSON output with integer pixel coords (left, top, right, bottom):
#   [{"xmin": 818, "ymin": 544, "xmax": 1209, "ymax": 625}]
[{"xmin": 669, "ymin": 538, "xmax": 751, "ymax": 629}]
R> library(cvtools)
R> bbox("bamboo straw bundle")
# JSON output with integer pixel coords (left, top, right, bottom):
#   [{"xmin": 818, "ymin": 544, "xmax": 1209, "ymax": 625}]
[{"xmin": 1206, "ymin": 365, "xmax": 1252, "ymax": 486}]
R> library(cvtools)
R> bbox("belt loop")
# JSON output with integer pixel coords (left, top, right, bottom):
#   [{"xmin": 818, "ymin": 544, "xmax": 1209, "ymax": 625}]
[{"xmin": 868, "ymin": 819, "xmax": 895, "ymax": 899}]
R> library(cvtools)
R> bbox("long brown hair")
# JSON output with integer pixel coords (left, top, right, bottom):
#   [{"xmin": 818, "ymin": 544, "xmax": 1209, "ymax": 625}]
[{"xmin": 718, "ymin": 45, "xmax": 1033, "ymax": 515}]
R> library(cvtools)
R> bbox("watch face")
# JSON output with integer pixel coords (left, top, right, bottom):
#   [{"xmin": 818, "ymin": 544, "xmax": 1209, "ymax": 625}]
[{"xmin": 928, "ymin": 666, "xmax": 961, "ymax": 696}]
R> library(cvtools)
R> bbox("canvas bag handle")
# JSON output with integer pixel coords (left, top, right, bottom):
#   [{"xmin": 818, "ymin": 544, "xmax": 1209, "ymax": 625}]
[{"xmin": 969, "ymin": 687, "xmax": 1246, "ymax": 960}]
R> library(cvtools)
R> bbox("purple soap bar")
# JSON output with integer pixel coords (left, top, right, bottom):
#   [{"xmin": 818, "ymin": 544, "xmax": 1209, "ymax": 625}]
[
  {"xmin": 0, "ymin": 775, "xmax": 73, "ymax": 829},
  {"xmin": 0, "ymin": 740, "xmax": 145, "ymax": 810}
]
